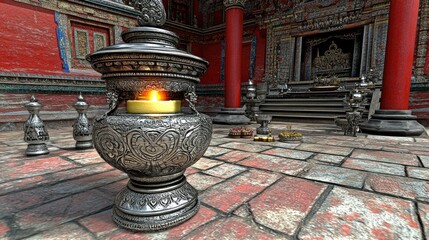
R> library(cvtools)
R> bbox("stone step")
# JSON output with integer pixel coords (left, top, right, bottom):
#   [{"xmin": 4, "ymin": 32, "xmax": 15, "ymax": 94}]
[{"xmin": 260, "ymin": 107, "xmax": 345, "ymax": 113}]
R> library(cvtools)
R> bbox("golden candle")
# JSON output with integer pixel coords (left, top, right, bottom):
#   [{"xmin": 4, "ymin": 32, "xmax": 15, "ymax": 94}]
[{"xmin": 127, "ymin": 90, "xmax": 181, "ymax": 114}]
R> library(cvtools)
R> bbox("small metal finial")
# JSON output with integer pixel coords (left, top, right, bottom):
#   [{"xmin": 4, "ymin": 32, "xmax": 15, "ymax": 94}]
[
  {"xmin": 123, "ymin": 0, "xmax": 166, "ymax": 26},
  {"xmin": 73, "ymin": 93, "xmax": 93, "ymax": 149},
  {"xmin": 77, "ymin": 92, "xmax": 84, "ymax": 101},
  {"xmin": 23, "ymin": 95, "xmax": 49, "ymax": 156}
]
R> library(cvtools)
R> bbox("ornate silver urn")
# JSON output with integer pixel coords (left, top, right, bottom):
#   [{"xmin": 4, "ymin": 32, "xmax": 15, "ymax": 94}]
[{"xmin": 86, "ymin": 0, "xmax": 211, "ymax": 231}]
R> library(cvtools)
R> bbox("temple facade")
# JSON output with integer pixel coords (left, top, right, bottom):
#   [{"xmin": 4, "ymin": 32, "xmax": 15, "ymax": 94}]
[{"xmin": 1, "ymin": 0, "xmax": 429, "ymax": 129}]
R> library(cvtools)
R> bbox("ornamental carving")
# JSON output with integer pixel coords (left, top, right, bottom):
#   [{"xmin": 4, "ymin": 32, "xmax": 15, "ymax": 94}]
[
  {"xmin": 116, "ymin": 183, "xmax": 195, "ymax": 212},
  {"xmin": 313, "ymin": 41, "xmax": 351, "ymax": 77},
  {"xmin": 123, "ymin": 0, "xmax": 166, "ymax": 26},
  {"xmin": 93, "ymin": 114, "xmax": 212, "ymax": 177},
  {"xmin": 223, "ymin": 0, "xmax": 247, "ymax": 9}
]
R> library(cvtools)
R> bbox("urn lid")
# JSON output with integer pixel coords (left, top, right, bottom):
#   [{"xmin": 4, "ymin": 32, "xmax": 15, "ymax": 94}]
[{"xmin": 86, "ymin": 1, "xmax": 208, "ymax": 83}]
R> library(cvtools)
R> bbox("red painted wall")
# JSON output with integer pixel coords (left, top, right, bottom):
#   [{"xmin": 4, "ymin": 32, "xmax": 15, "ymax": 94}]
[
  {"xmin": 0, "ymin": 0, "xmax": 64, "ymax": 75},
  {"xmin": 193, "ymin": 42, "xmax": 223, "ymax": 85},
  {"xmin": 192, "ymin": 26, "xmax": 266, "ymax": 86},
  {"xmin": 253, "ymin": 28, "xmax": 266, "ymax": 84}
]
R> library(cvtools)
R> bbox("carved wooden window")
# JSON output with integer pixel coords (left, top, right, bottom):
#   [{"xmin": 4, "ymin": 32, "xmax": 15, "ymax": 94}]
[
  {"xmin": 74, "ymin": 29, "xmax": 90, "ymax": 59},
  {"xmin": 70, "ymin": 20, "xmax": 111, "ymax": 69},
  {"xmin": 93, "ymin": 33, "xmax": 107, "ymax": 51}
]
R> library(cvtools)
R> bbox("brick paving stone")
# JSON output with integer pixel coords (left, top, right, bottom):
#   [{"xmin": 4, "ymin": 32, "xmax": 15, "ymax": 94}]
[
  {"xmin": 255, "ymin": 141, "xmax": 300, "ymax": 149},
  {"xmin": 416, "ymin": 137, "xmax": 429, "ymax": 143},
  {"xmin": 239, "ymin": 154, "xmax": 311, "ymax": 176},
  {"xmin": 365, "ymin": 173, "xmax": 429, "ymax": 201},
  {"xmin": 296, "ymin": 143, "xmax": 354, "ymax": 156},
  {"xmin": 420, "ymin": 156, "xmax": 429, "ymax": 167},
  {"xmin": 185, "ymin": 167, "xmax": 199, "ymax": 175},
  {"xmin": 312, "ymin": 153, "xmax": 345, "ymax": 164},
  {"xmin": 0, "ymin": 219, "xmax": 9, "ymax": 239},
  {"xmin": 185, "ymin": 217, "xmax": 281, "ymax": 240},
  {"xmin": 407, "ymin": 167, "xmax": 429, "ymax": 181},
  {"xmin": 361, "ymin": 144, "xmax": 385, "ymax": 150},
  {"xmin": 187, "ymin": 173, "xmax": 224, "ymax": 190},
  {"xmin": 249, "ymin": 176, "xmax": 327, "ymax": 235},
  {"xmin": 219, "ymin": 142, "xmax": 272, "ymax": 153},
  {"xmin": 0, "ymin": 170, "xmax": 126, "ymax": 217},
  {"xmin": 204, "ymin": 163, "xmax": 247, "ymax": 179},
  {"xmin": 418, "ymin": 203, "xmax": 429, "ymax": 238},
  {"xmin": 321, "ymin": 139, "xmax": 366, "ymax": 148},
  {"xmin": 191, "ymin": 158, "xmax": 223, "ymax": 170},
  {"xmin": 215, "ymin": 150, "xmax": 255, "ymax": 162},
  {"xmin": 262, "ymin": 148, "xmax": 313, "ymax": 160},
  {"xmin": 25, "ymin": 223, "xmax": 95, "ymax": 240},
  {"xmin": 366, "ymin": 135, "xmax": 415, "ymax": 142},
  {"xmin": 61, "ymin": 150, "xmax": 104, "ymax": 165},
  {"xmin": 106, "ymin": 206, "xmax": 218, "ymax": 240},
  {"xmin": 201, "ymin": 170, "xmax": 281, "ymax": 213},
  {"xmin": 97, "ymin": 179, "xmax": 129, "ymax": 198},
  {"xmin": 299, "ymin": 187, "xmax": 422, "ymax": 240},
  {"xmin": 342, "ymin": 158, "xmax": 405, "ymax": 176},
  {"xmin": 0, "ymin": 163, "xmax": 114, "ymax": 195},
  {"xmin": 302, "ymin": 164, "xmax": 367, "ymax": 188},
  {"xmin": 351, "ymin": 149, "xmax": 420, "ymax": 166},
  {"xmin": 203, "ymin": 147, "xmax": 232, "ymax": 157},
  {"xmin": 0, "ymin": 157, "xmax": 79, "ymax": 183},
  {"xmin": 414, "ymin": 151, "xmax": 429, "ymax": 157},
  {"xmin": 14, "ymin": 189, "xmax": 113, "ymax": 239},
  {"xmin": 233, "ymin": 204, "xmax": 252, "ymax": 218},
  {"xmin": 78, "ymin": 209, "xmax": 118, "ymax": 237},
  {"xmin": 209, "ymin": 138, "xmax": 231, "ymax": 146}
]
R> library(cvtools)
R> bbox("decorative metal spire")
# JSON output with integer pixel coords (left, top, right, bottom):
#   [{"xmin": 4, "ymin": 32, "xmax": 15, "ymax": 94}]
[
  {"xmin": 123, "ymin": 0, "xmax": 166, "ymax": 26},
  {"xmin": 73, "ymin": 93, "xmax": 93, "ymax": 149},
  {"xmin": 23, "ymin": 95, "xmax": 50, "ymax": 156}
]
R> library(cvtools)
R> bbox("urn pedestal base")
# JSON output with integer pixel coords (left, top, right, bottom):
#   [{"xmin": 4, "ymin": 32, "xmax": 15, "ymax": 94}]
[
  {"xmin": 25, "ymin": 143, "xmax": 49, "ymax": 156},
  {"xmin": 75, "ymin": 140, "xmax": 93, "ymax": 150},
  {"xmin": 113, "ymin": 175, "xmax": 199, "ymax": 231}
]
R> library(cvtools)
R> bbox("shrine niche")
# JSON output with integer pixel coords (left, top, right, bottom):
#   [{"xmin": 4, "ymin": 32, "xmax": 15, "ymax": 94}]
[
  {"xmin": 300, "ymin": 28, "xmax": 364, "ymax": 81},
  {"xmin": 168, "ymin": 0, "xmax": 193, "ymax": 25}
]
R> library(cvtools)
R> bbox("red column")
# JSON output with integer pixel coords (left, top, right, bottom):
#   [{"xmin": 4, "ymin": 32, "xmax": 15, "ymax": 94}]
[
  {"xmin": 224, "ymin": 4, "xmax": 244, "ymax": 108},
  {"xmin": 380, "ymin": 0, "xmax": 420, "ymax": 110}
]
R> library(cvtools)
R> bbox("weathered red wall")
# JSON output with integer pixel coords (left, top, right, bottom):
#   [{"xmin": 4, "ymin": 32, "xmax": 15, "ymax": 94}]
[
  {"xmin": 193, "ymin": 42, "xmax": 222, "ymax": 85},
  {"xmin": 0, "ymin": 0, "xmax": 64, "ymax": 75},
  {"xmin": 192, "ymin": 26, "xmax": 266, "ymax": 85},
  {"xmin": 253, "ymin": 28, "xmax": 266, "ymax": 84},
  {"xmin": 0, "ymin": 93, "xmax": 107, "ymax": 124}
]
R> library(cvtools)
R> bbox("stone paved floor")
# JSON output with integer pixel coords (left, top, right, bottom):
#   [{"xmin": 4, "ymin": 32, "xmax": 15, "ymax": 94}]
[{"xmin": 1, "ymin": 122, "xmax": 429, "ymax": 239}]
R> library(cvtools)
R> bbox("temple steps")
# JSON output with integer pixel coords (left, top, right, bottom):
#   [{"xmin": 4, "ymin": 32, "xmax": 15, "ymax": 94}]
[{"xmin": 260, "ymin": 96, "xmax": 347, "ymax": 123}]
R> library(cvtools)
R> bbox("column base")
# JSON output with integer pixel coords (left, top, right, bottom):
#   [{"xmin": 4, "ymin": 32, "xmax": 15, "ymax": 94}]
[
  {"xmin": 360, "ymin": 110, "xmax": 425, "ymax": 136},
  {"xmin": 213, "ymin": 108, "xmax": 250, "ymax": 125}
]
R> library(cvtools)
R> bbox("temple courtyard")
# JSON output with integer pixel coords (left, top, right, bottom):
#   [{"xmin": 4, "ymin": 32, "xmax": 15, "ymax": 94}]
[{"xmin": 1, "ymin": 122, "xmax": 429, "ymax": 239}]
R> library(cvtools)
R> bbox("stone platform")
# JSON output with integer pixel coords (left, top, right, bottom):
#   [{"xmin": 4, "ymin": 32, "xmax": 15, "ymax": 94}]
[{"xmin": 1, "ymin": 122, "xmax": 429, "ymax": 239}]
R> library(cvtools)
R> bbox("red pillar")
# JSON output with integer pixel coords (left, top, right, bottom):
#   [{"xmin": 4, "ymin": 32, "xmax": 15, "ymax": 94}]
[
  {"xmin": 224, "ymin": 2, "xmax": 244, "ymax": 108},
  {"xmin": 380, "ymin": 0, "xmax": 420, "ymax": 110}
]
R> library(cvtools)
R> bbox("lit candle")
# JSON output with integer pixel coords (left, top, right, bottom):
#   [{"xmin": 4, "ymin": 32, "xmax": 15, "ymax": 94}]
[{"xmin": 127, "ymin": 90, "xmax": 181, "ymax": 114}]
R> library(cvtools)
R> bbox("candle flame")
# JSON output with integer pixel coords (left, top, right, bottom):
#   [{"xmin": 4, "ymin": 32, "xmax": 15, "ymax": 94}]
[{"xmin": 149, "ymin": 90, "xmax": 160, "ymax": 101}]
